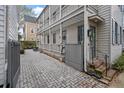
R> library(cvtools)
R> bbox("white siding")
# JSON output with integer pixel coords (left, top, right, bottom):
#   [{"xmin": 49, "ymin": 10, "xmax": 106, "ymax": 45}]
[
  {"xmin": 0, "ymin": 5, "xmax": 6, "ymax": 85},
  {"xmin": 0, "ymin": 5, "xmax": 18, "ymax": 86},
  {"xmin": 8, "ymin": 6, "xmax": 18, "ymax": 41},
  {"xmin": 66, "ymin": 24, "xmax": 78, "ymax": 44},
  {"xmin": 111, "ymin": 6, "xmax": 123, "ymax": 63},
  {"xmin": 96, "ymin": 5, "xmax": 111, "ymax": 60}
]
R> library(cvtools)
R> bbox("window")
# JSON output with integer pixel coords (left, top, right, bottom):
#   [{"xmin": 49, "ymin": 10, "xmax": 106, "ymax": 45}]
[
  {"xmin": 53, "ymin": 33, "xmax": 56, "ymax": 44},
  {"xmin": 47, "ymin": 35, "xmax": 49, "ymax": 44},
  {"xmin": 112, "ymin": 18, "xmax": 121, "ymax": 45},
  {"xmin": 46, "ymin": 17, "xmax": 49, "ymax": 24},
  {"xmin": 53, "ymin": 11, "xmax": 56, "ymax": 21},
  {"xmin": 31, "ymin": 29, "xmax": 34, "ymax": 33},
  {"xmin": 62, "ymin": 30, "xmax": 66, "ymax": 41},
  {"xmin": 78, "ymin": 25, "xmax": 84, "ymax": 44},
  {"xmin": 53, "ymin": 11, "xmax": 56, "ymax": 16},
  {"xmin": 61, "ymin": 5, "xmax": 65, "ymax": 8},
  {"xmin": 115, "ymin": 22, "xmax": 118, "ymax": 44}
]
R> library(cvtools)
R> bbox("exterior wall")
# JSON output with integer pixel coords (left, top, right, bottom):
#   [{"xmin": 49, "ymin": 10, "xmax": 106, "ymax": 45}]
[
  {"xmin": 24, "ymin": 22, "xmax": 37, "ymax": 41},
  {"xmin": 37, "ymin": 5, "xmax": 123, "ymax": 66},
  {"xmin": 96, "ymin": 5, "xmax": 111, "ymax": 61},
  {"xmin": 8, "ymin": 6, "xmax": 18, "ymax": 41},
  {"xmin": 0, "ymin": 5, "xmax": 18, "ymax": 86},
  {"xmin": 66, "ymin": 23, "xmax": 78, "ymax": 44},
  {"xmin": 0, "ymin": 5, "xmax": 6, "ymax": 86},
  {"xmin": 110, "ymin": 5, "xmax": 123, "ymax": 63}
]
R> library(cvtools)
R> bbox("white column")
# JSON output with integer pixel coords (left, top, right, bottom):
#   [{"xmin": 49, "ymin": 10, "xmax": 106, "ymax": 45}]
[
  {"xmin": 49, "ymin": 29, "xmax": 52, "ymax": 51},
  {"xmin": 59, "ymin": 5, "xmax": 62, "ymax": 19},
  {"xmin": 49, "ymin": 6, "xmax": 51, "ymax": 25},
  {"xmin": 84, "ymin": 5, "xmax": 89, "ymax": 72},
  {"xmin": 43, "ymin": 12, "xmax": 45, "ymax": 29},
  {"xmin": 59, "ymin": 23, "xmax": 62, "ymax": 53}
]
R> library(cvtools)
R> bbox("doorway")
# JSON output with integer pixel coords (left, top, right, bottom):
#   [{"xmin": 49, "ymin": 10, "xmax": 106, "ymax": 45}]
[{"xmin": 89, "ymin": 26, "xmax": 96, "ymax": 62}]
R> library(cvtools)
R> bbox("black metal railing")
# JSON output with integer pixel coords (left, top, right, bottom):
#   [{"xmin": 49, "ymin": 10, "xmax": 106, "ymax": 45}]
[{"xmin": 96, "ymin": 50, "xmax": 110, "ymax": 76}]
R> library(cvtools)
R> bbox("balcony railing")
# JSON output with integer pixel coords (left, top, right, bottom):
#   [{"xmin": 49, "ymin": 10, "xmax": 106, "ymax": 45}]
[
  {"xmin": 50, "ymin": 8, "xmax": 60, "ymax": 24},
  {"xmin": 88, "ymin": 5, "xmax": 98, "ymax": 14},
  {"xmin": 44, "ymin": 20, "xmax": 49, "ymax": 28},
  {"xmin": 61, "ymin": 5, "xmax": 81, "ymax": 18}
]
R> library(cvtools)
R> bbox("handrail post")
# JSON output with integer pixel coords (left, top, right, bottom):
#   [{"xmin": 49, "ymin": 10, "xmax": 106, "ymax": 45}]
[{"xmin": 105, "ymin": 55, "xmax": 108, "ymax": 76}]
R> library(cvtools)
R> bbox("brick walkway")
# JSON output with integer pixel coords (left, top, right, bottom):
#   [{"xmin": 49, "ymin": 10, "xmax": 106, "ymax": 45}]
[{"xmin": 16, "ymin": 50, "xmax": 107, "ymax": 88}]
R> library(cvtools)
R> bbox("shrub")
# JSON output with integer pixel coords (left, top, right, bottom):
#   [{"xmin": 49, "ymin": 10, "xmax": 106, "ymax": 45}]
[
  {"xmin": 21, "ymin": 41, "xmax": 36, "ymax": 49},
  {"xmin": 20, "ymin": 49, "xmax": 25, "ymax": 54},
  {"xmin": 112, "ymin": 53, "xmax": 124, "ymax": 72}
]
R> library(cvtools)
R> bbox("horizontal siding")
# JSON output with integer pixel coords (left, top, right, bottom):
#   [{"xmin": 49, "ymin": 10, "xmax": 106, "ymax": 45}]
[
  {"xmin": 8, "ymin": 6, "xmax": 18, "ymax": 41},
  {"xmin": 96, "ymin": 5, "xmax": 111, "ymax": 60},
  {"xmin": 0, "ymin": 5, "xmax": 5, "ymax": 85}
]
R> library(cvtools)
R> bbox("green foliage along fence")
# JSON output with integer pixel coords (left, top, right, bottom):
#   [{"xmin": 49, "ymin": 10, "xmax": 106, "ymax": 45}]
[{"xmin": 21, "ymin": 41, "xmax": 36, "ymax": 49}]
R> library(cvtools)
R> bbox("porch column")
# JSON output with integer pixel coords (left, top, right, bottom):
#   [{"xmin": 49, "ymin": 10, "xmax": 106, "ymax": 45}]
[
  {"xmin": 49, "ymin": 29, "xmax": 52, "ymax": 51},
  {"xmin": 59, "ymin": 23, "xmax": 62, "ymax": 53},
  {"xmin": 83, "ymin": 5, "xmax": 89, "ymax": 72},
  {"xmin": 49, "ymin": 6, "xmax": 51, "ymax": 25},
  {"xmin": 43, "ymin": 12, "xmax": 45, "ymax": 29},
  {"xmin": 59, "ymin": 5, "xmax": 62, "ymax": 19}
]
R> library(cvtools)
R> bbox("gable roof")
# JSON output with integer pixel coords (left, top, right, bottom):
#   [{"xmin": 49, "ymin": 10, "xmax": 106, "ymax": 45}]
[{"xmin": 24, "ymin": 15, "xmax": 37, "ymax": 23}]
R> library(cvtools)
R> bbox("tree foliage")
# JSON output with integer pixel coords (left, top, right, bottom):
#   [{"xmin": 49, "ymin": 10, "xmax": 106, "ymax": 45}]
[{"xmin": 17, "ymin": 5, "xmax": 36, "ymax": 24}]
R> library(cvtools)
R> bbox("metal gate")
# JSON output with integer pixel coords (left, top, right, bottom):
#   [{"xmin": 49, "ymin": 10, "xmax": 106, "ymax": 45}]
[
  {"xmin": 7, "ymin": 40, "xmax": 20, "ymax": 88},
  {"xmin": 65, "ymin": 44, "xmax": 84, "ymax": 71}
]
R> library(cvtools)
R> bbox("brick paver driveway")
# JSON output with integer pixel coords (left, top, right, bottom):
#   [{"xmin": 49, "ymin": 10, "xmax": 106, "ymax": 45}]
[{"xmin": 16, "ymin": 50, "xmax": 107, "ymax": 88}]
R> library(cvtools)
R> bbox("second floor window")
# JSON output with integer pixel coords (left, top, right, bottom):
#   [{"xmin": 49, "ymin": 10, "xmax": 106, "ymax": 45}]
[
  {"xmin": 31, "ymin": 29, "xmax": 34, "ymax": 33},
  {"xmin": 53, "ymin": 11, "xmax": 56, "ymax": 21},
  {"xmin": 61, "ymin": 5, "xmax": 65, "ymax": 8}
]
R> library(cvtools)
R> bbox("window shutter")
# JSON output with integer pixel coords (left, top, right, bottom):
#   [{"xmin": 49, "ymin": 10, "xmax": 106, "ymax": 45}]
[
  {"xmin": 120, "ymin": 27, "xmax": 122, "ymax": 44},
  {"xmin": 112, "ymin": 19, "xmax": 115, "ymax": 45},
  {"xmin": 115, "ymin": 22, "xmax": 118, "ymax": 44}
]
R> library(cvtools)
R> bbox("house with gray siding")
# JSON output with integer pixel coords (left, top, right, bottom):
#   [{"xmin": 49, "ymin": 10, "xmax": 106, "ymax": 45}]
[
  {"xmin": 36, "ymin": 5, "xmax": 123, "ymax": 81},
  {"xmin": 0, "ymin": 5, "xmax": 18, "ymax": 87}
]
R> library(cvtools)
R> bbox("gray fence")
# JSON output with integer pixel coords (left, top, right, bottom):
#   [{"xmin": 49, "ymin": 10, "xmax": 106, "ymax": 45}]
[
  {"xmin": 7, "ymin": 40, "xmax": 20, "ymax": 88},
  {"xmin": 65, "ymin": 44, "xmax": 84, "ymax": 71}
]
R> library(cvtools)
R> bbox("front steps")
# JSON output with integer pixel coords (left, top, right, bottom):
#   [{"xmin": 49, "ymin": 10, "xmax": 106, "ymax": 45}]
[{"xmin": 87, "ymin": 59, "xmax": 118, "ymax": 85}]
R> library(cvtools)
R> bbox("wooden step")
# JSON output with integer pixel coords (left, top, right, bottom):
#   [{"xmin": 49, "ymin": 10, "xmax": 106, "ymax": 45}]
[
  {"xmin": 99, "ymin": 78, "xmax": 110, "ymax": 85},
  {"xmin": 103, "ymin": 69, "xmax": 118, "ymax": 81},
  {"xmin": 93, "ymin": 59, "xmax": 104, "ymax": 68},
  {"xmin": 95, "ymin": 64, "xmax": 107, "ymax": 73}
]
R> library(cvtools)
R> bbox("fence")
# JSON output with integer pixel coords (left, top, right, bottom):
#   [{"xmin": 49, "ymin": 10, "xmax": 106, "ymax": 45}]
[
  {"xmin": 65, "ymin": 44, "xmax": 84, "ymax": 71},
  {"xmin": 7, "ymin": 40, "xmax": 20, "ymax": 88}
]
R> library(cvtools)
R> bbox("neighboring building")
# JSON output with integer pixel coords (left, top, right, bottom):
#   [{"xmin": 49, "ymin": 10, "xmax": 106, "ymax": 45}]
[
  {"xmin": 0, "ymin": 6, "xmax": 19, "ymax": 87},
  {"xmin": 36, "ymin": 5, "xmax": 123, "ymax": 74},
  {"xmin": 120, "ymin": 6, "xmax": 124, "ymax": 50},
  {"xmin": 23, "ymin": 15, "xmax": 37, "ymax": 41}
]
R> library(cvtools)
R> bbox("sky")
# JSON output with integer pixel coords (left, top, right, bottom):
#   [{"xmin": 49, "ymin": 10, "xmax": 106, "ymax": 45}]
[
  {"xmin": 19, "ymin": 5, "xmax": 46, "ymax": 35},
  {"xmin": 26, "ymin": 5, "xmax": 46, "ymax": 17}
]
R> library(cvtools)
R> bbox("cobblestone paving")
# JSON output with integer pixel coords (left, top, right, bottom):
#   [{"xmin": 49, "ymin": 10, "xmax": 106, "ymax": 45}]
[{"xmin": 16, "ymin": 50, "xmax": 108, "ymax": 88}]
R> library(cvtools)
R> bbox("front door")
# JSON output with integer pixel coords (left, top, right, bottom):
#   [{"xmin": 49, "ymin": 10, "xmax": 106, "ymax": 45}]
[{"xmin": 89, "ymin": 26, "xmax": 96, "ymax": 62}]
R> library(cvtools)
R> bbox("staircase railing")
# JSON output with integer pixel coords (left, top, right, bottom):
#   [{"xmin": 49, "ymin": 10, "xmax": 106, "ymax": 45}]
[{"xmin": 96, "ymin": 50, "xmax": 110, "ymax": 76}]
